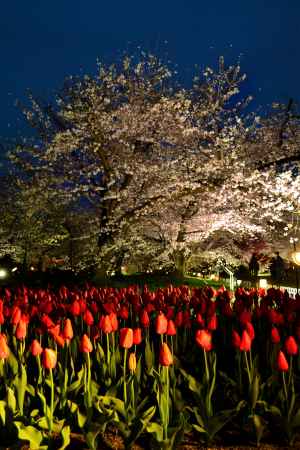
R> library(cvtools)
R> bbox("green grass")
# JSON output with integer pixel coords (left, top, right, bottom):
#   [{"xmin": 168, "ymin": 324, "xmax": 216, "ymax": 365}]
[{"xmin": 92, "ymin": 272, "xmax": 227, "ymax": 291}]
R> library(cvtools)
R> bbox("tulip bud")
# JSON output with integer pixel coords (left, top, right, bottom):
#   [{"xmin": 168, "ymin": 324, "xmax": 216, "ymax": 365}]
[
  {"xmin": 245, "ymin": 322, "xmax": 255, "ymax": 340},
  {"xmin": 42, "ymin": 348, "xmax": 57, "ymax": 369},
  {"xmin": 30, "ymin": 339, "xmax": 43, "ymax": 356},
  {"xmin": 232, "ymin": 330, "xmax": 241, "ymax": 349},
  {"xmin": 83, "ymin": 309, "xmax": 94, "ymax": 326},
  {"xmin": 155, "ymin": 312, "xmax": 168, "ymax": 334},
  {"xmin": 140, "ymin": 309, "xmax": 150, "ymax": 328},
  {"xmin": 277, "ymin": 350, "xmax": 289, "ymax": 372},
  {"xmin": 120, "ymin": 328, "xmax": 133, "ymax": 349},
  {"xmin": 132, "ymin": 328, "xmax": 142, "ymax": 345},
  {"xmin": 62, "ymin": 318, "xmax": 74, "ymax": 341},
  {"xmin": 100, "ymin": 315, "xmax": 113, "ymax": 334},
  {"xmin": 239, "ymin": 330, "xmax": 252, "ymax": 352},
  {"xmin": 0, "ymin": 334, "xmax": 9, "ymax": 359},
  {"xmin": 159, "ymin": 342, "xmax": 173, "ymax": 366},
  {"xmin": 80, "ymin": 334, "xmax": 93, "ymax": 353},
  {"xmin": 271, "ymin": 327, "xmax": 280, "ymax": 344},
  {"xmin": 70, "ymin": 300, "xmax": 81, "ymax": 316},
  {"xmin": 166, "ymin": 320, "xmax": 176, "ymax": 336},
  {"xmin": 15, "ymin": 318, "xmax": 27, "ymax": 340},
  {"xmin": 128, "ymin": 352, "xmax": 137, "ymax": 373},
  {"xmin": 195, "ymin": 329, "xmax": 212, "ymax": 351},
  {"xmin": 284, "ymin": 336, "xmax": 298, "ymax": 356},
  {"xmin": 109, "ymin": 312, "xmax": 118, "ymax": 332},
  {"xmin": 11, "ymin": 306, "xmax": 21, "ymax": 326},
  {"xmin": 207, "ymin": 313, "xmax": 217, "ymax": 331}
]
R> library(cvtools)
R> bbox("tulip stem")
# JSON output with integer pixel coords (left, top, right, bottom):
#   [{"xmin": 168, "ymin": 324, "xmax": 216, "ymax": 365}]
[
  {"xmin": 244, "ymin": 351, "xmax": 251, "ymax": 384},
  {"xmin": 282, "ymin": 372, "xmax": 288, "ymax": 403},
  {"xmin": 123, "ymin": 348, "xmax": 128, "ymax": 405},
  {"xmin": 106, "ymin": 333, "xmax": 110, "ymax": 375},
  {"xmin": 288, "ymin": 356, "xmax": 293, "ymax": 388},
  {"xmin": 49, "ymin": 368, "xmax": 54, "ymax": 433},
  {"xmin": 203, "ymin": 349, "xmax": 210, "ymax": 382},
  {"xmin": 86, "ymin": 352, "xmax": 92, "ymax": 408}
]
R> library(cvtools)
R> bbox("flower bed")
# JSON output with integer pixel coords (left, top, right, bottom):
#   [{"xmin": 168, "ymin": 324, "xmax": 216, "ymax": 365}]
[{"xmin": 0, "ymin": 284, "xmax": 300, "ymax": 449}]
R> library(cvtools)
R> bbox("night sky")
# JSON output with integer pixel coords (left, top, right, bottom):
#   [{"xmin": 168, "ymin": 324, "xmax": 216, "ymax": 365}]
[{"xmin": 1, "ymin": 1, "xmax": 299, "ymax": 148}]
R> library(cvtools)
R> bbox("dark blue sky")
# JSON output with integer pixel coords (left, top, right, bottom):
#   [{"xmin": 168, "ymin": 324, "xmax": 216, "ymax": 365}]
[{"xmin": 1, "ymin": 1, "xmax": 299, "ymax": 145}]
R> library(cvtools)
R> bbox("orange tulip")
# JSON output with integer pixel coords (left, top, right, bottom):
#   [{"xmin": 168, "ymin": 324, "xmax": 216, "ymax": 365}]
[
  {"xmin": 62, "ymin": 318, "xmax": 74, "ymax": 341},
  {"xmin": 15, "ymin": 318, "xmax": 27, "ymax": 340},
  {"xmin": 80, "ymin": 334, "xmax": 93, "ymax": 353},
  {"xmin": 120, "ymin": 328, "xmax": 133, "ymax": 349},
  {"xmin": 195, "ymin": 329, "xmax": 212, "ymax": 351},
  {"xmin": 30, "ymin": 339, "xmax": 43, "ymax": 356},
  {"xmin": 155, "ymin": 312, "xmax": 168, "ymax": 334},
  {"xmin": 159, "ymin": 342, "xmax": 173, "ymax": 366},
  {"xmin": 0, "ymin": 334, "xmax": 9, "ymax": 359},
  {"xmin": 42, "ymin": 348, "xmax": 57, "ymax": 369}
]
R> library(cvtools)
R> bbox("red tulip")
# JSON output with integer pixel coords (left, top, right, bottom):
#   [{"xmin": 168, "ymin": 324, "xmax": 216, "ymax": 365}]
[
  {"xmin": 245, "ymin": 322, "xmax": 255, "ymax": 340},
  {"xmin": 100, "ymin": 315, "xmax": 113, "ymax": 334},
  {"xmin": 42, "ymin": 348, "xmax": 57, "ymax": 369},
  {"xmin": 70, "ymin": 300, "xmax": 81, "ymax": 316},
  {"xmin": 239, "ymin": 330, "xmax": 252, "ymax": 352},
  {"xmin": 80, "ymin": 334, "xmax": 93, "ymax": 353},
  {"xmin": 119, "ymin": 305, "xmax": 129, "ymax": 320},
  {"xmin": 166, "ymin": 320, "xmax": 177, "ymax": 336},
  {"xmin": 284, "ymin": 336, "xmax": 298, "ymax": 355},
  {"xmin": 132, "ymin": 328, "xmax": 142, "ymax": 345},
  {"xmin": 30, "ymin": 339, "xmax": 43, "ymax": 356},
  {"xmin": 159, "ymin": 342, "xmax": 173, "ymax": 366},
  {"xmin": 15, "ymin": 318, "xmax": 27, "ymax": 340},
  {"xmin": 0, "ymin": 334, "xmax": 9, "ymax": 359},
  {"xmin": 195, "ymin": 329, "xmax": 212, "ymax": 351},
  {"xmin": 83, "ymin": 309, "xmax": 94, "ymax": 326},
  {"xmin": 232, "ymin": 330, "xmax": 241, "ymax": 349},
  {"xmin": 271, "ymin": 327, "xmax": 281, "ymax": 344},
  {"xmin": 174, "ymin": 310, "xmax": 183, "ymax": 327},
  {"xmin": 277, "ymin": 350, "xmax": 289, "ymax": 372},
  {"xmin": 11, "ymin": 306, "xmax": 21, "ymax": 326},
  {"xmin": 207, "ymin": 313, "xmax": 217, "ymax": 331},
  {"xmin": 155, "ymin": 312, "xmax": 168, "ymax": 334},
  {"xmin": 196, "ymin": 312, "xmax": 204, "ymax": 327},
  {"xmin": 120, "ymin": 328, "xmax": 133, "ymax": 349},
  {"xmin": 109, "ymin": 312, "xmax": 118, "ymax": 332},
  {"xmin": 41, "ymin": 314, "xmax": 55, "ymax": 329},
  {"xmin": 140, "ymin": 309, "xmax": 150, "ymax": 328}
]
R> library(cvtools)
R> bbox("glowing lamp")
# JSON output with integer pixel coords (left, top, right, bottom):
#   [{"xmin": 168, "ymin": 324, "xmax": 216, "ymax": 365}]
[
  {"xmin": 0, "ymin": 269, "xmax": 8, "ymax": 279},
  {"xmin": 292, "ymin": 251, "xmax": 300, "ymax": 266},
  {"xmin": 259, "ymin": 278, "xmax": 268, "ymax": 289},
  {"xmin": 236, "ymin": 279, "xmax": 242, "ymax": 286}
]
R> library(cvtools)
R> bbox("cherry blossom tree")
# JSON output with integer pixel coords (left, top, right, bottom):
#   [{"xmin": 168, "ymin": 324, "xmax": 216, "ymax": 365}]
[{"xmin": 7, "ymin": 54, "xmax": 300, "ymax": 275}]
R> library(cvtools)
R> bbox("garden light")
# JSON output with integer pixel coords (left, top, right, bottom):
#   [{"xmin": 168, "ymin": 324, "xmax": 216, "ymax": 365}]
[
  {"xmin": 292, "ymin": 251, "xmax": 300, "ymax": 266},
  {"xmin": 0, "ymin": 268, "xmax": 8, "ymax": 279},
  {"xmin": 259, "ymin": 278, "xmax": 268, "ymax": 289}
]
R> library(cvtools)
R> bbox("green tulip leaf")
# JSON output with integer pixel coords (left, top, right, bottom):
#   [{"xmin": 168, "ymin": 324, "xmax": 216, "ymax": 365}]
[
  {"xmin": 0, "ymin": 400, "xmax": 6, "ymax": 425},
  {"xmin": 14, "ymin": 422, "xmax": 43, "ymax": 450},
  {"xmin": 58, "ymin": 425, "xmax": 71, "ymax": 450},
  {"xmin": 146, "ymin": 422, "xmax": 164, "ymax": 442},
  {"xmin": 7, "ymin": 387, "xmax": 16, "ymax": 414},
  {"xmin": 77, "ymin": 409, "xmax": 87, "ymax": 428}
]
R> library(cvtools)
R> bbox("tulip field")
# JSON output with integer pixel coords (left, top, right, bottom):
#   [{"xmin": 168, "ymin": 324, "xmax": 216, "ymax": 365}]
[{"xmin": 1, "ymin": 284, "xmax": 300, "ymax": 449}]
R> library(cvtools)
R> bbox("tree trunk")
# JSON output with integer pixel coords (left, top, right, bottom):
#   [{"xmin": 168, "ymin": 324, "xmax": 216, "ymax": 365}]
[{"xmin": 173, "ymin": 250, "xmax": 186, "ymax": 279}]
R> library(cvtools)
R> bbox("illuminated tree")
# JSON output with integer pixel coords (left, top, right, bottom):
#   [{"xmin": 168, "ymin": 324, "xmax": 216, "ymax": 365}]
[{"xmin": 8, "ymin": 54, "xmax": 300, "ymax": 275}]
